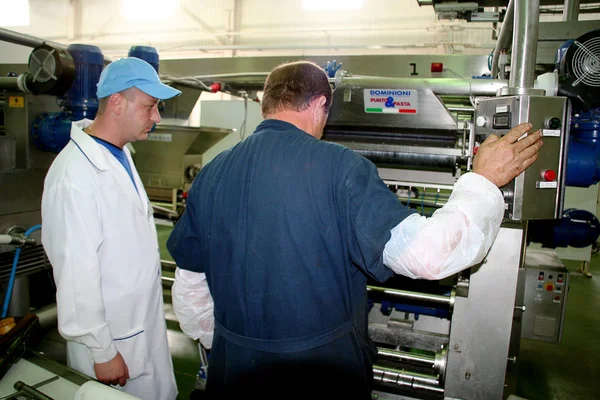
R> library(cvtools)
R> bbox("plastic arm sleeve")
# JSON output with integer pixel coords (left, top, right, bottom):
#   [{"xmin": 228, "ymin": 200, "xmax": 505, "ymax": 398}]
[
  {"xmin": 172, "ymin": 267, "xmax": 215, "ymax": 349},
  {"xmin": 41, "ymin": 183, "xmax": 117, "ymax": 363},
  {"xmin": 382, "ymin": 172, "xmax": 504, "ymax": 280}
]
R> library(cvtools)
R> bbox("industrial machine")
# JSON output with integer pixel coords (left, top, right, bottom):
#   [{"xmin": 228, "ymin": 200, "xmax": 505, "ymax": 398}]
[
  {"xmin": 315, "ymin": 2, "xmax": 600, "ymax": 399},
  {"xmin": 1, "ymin": 0, "xmax": 599, "ymax": 398}
]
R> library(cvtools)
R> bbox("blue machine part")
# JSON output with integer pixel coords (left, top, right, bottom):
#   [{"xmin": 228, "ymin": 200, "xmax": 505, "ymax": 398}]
[
  {"xmin": 555, "ymin": 39, "xmax": 573, "ymax": 71},
  {"xmin": 31, "ymin": 112, "xmax": 75, "ymax": 153},
  {"xmin": 129, "ymin": 45, "xmax": 160, "ymax": 134},
  {"xmin": 528, "ymin": 208, "xmax": 600, "ymax": 249},
  {"xmin": 565, "ymin": 108, "xmax": 600, "ymax": 187},
  {"xmin": 323, "ymin": 60, "xmax": 342, "ymax": 78},
  {"xmin": 128, "ymin": 46, "xmax": 159, "ymax": 73},
  {"xmin": 32, "ymin": 44, "xmax": 104, "ymax": 153},
  {"xmin": 380, "ymin": 300, "xmax": 450, "ymax": 320},
  {"xmin": 62, "ymin": 44, "xmax": 104, "ymax": 120}
]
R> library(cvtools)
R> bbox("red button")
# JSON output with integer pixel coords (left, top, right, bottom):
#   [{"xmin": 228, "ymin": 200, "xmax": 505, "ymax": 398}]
[
  {"xmin": 554, "ymin": 295, "xmax": 560, "ymax": 301},
  {"xmin": 541, "ymin": 169, "xmax": 557, "ymax": 181},
  {"xmin": 473, "ymin": 146, "xmax": 479, "ymax": 155},
  {"xmin": 210, "ymin": 82, "xmax": 222, "ymax": 93},
  {"xmin": 431, "ymin": 62, "xmax": 444, "ymax": 73}
]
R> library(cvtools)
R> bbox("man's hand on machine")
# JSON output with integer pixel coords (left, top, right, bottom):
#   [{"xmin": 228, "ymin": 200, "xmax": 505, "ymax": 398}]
[
  {"xmin": 473, "ymin": 122, "xmax": 543, "ymax": 187},
  {"xmin": 94, "ymin": 351, "xmax": 130, "ymax": 387}
]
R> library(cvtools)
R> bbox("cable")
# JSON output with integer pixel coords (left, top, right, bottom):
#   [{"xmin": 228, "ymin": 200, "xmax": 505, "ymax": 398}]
[
  {"xmin": 239, "ymin": 94, "xmax": 248, "ymax": 140},
  {"xmin": 2, "ymin": 224, "xmax": 42, "ymax": 318}
]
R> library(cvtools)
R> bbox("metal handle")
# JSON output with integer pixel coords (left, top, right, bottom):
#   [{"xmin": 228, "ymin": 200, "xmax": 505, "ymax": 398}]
[{"xmin": 13, "ymin": 381, "xmax": 55, "ymax": 400}]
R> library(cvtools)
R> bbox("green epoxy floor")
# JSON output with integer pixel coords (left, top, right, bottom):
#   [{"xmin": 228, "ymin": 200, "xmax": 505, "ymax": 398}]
[{"xmin": 160, "ymin": 225, "xmax": 600, "ymax": 399}]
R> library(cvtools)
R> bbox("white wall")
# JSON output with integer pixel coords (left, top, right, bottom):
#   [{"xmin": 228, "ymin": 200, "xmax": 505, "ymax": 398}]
[
  {"xmin": 199, "ymin": 99, "xmax": 263, "ymax": 166},
  {"xmin": 0, "ymin": 42, "xmax": 32, "ymax": 64}
]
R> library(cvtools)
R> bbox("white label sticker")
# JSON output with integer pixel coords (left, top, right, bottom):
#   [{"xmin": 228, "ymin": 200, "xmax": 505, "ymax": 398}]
[
  {"xmin": 542, "ymin": 129, "xmax": 561, "ymax": 137},
  {"xmin": 148, "ymin": 133, "xmax": 172, "ymax": 142},
  {"xmin": 536, "ymin": 181, "xmax": 558, "ymax": 189},
  {"xmin": 363, "ymin": 89, "xmax": 418, "ymax": 114}
]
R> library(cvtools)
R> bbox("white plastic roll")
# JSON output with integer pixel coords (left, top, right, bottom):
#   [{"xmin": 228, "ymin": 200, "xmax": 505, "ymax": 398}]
[{"xmin": 74, "ymin": 381, "xmax": 142, "ymax": 400}]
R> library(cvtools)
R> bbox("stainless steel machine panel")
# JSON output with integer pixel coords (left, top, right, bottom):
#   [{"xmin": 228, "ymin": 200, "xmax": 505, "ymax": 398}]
[
  {"xmin": 474, "ymin": 96, "xmax": 569, "ymax": 221},
  {"xmin": 327, "ymin": 85, "xmax": 459, "ymax": 132},
  {"xmin": 444, "ymin": 226, "xmax": 525, "ymax": 400},
  {"xmin": 521, "ymin": 249, "xmax": 570, "ymax": 343}
]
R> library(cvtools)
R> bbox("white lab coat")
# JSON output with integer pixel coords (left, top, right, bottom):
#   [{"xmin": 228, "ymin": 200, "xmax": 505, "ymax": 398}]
[{"xmin": 41, "ymin": 120, "xmax": 177, "ymax": 400}]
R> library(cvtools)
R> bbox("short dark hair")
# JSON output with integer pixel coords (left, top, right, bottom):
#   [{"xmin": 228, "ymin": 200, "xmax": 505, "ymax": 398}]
[{"xmin": 261, "ymin": 61, "xmax": 332, "ymax": 115}]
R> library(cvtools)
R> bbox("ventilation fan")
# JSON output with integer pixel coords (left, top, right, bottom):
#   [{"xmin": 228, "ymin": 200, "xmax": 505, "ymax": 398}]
[
  {"xmin": 558, "ymin": 29, "xmax": 600, "ymax": 111},
  {"xmin": 26, "ymin": 43, "xmax": 76, "ymax": 95}
]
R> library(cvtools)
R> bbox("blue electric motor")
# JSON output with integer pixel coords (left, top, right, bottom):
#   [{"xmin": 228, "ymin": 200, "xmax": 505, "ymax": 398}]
[
  {"xmin": 555, "ymin": 29, "xmax": 600, "ymax": 187},
  {"xmin": 31, "ymin": 44, "xmax": 104, "ymax": 153},
  {"xmin": 565, "ymin": 109, "xmax": 600, "ymax": 187},
  {"xmin": 528, "ymin": 208, "xmax": 600, "ymax": 249},
  {"xmin": 31, "ymin": 44, "xmax": 162, "ymax": 153},
  {"xmin": 128, "ymin": 46, "xmax": 159, "ymax": 73}
]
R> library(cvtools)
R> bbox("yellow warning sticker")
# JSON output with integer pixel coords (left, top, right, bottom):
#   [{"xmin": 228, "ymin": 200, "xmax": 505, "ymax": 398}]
[{"xmin": 8, "ymin": 96, "xmax": 24, "ymax": 108}]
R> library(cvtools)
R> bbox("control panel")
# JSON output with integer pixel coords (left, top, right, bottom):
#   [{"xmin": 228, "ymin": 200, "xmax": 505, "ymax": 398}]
[
  {"xmin": 521, "ymin": 249, "xmax": 570, "ymax": 343},
  {"xmin": 474, "ymin": 96, "xmax": 569, "ymax": 220}
]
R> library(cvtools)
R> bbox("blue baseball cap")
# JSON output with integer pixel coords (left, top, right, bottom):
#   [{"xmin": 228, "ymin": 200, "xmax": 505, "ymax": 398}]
[{"xmin": 96, "ymin": 57, "xmax": 181, "ymax": 100}]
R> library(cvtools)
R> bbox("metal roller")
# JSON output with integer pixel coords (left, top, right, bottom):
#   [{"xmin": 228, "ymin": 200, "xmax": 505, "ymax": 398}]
[
  {"xmin": 377, "ymin": 346, "xmax": 448, "ymax": 384},
  {"xmin": 373, "ymin": 365, "xmax": 444, "ymax": 394},
  {"xmin": 367, "ymin": 285, "xmax": 455, "ymax": 310},
  {"xmin": 355, "ymin": 150, "xmax": 458, "ymax": 170}
]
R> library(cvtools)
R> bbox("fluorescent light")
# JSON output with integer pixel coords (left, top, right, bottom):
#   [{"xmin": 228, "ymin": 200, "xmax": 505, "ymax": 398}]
[
  {"xmin": 123, "ymin": 0, "xmax": 179, "ymax": 21},
  {"xmin": 0, "ymin": 0, "xmax": 29, "ymax": 27},
  {"xmin": 303, "ymin": 0, "xmax": 364, "ymax": 10}
]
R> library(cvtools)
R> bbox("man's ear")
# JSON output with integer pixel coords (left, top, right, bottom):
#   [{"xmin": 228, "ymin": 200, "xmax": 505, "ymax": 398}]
[
  {"xmin": 314, "ymin": 95, "xmax": 327, "ymax": 111},
  {"xmin": 109, "ymin": 93, "xmax": 125, "ymax": 115},
  {"xmin": 310, "ymin": 96, "xmax": 327, "ymax": 120}
]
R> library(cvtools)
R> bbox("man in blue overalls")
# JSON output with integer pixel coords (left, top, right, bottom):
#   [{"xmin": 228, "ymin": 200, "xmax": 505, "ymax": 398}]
[{"xmin": 167, "ymin": 61, "xmax": 543, "ymax": 399}]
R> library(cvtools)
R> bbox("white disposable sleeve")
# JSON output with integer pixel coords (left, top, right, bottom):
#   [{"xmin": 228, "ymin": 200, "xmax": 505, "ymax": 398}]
[
  {"xmin": 383, "ymin": 172, "xmax": 504, "ymax": 280},
  {"xmin": 172, "ymin": 268, "xmax": 215, "ymax": 349},
  {"xmin": 41, "ymin": 182, "xmax": 117, "ymax": 363}
]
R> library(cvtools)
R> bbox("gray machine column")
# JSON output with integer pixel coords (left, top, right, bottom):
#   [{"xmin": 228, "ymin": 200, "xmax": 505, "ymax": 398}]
[{"xmin": 444, "ymin": 226, "xmax": 525, "ymax": 399}]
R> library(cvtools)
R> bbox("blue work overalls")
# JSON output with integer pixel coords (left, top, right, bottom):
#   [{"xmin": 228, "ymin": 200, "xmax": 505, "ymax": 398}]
[{"xmin": 167, "ymin": 120, "xmax": 413, "ymax": 399}]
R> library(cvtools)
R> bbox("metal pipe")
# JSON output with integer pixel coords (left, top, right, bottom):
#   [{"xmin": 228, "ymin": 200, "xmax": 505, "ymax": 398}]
[
  {"xmin": 0, "ymin": 27, "xmax": 113, "ymax": 64},
  {"xmin": 338, "ymin": 75, "xmax": 508, "ymax": 97},
  {"xmin": 0, "ymin": 78, "xmax": 20, "ymax": 92},
  {"xmin": 491, "ymin": 0, "xmax": 515, "ymax": 78},
  {"xmin": 562, "ymin": 0, "xmax": 580, "ymax": 21},
  {"xmin": 0, "ymin": 28, "xmax": 67, "ymax": 51},
  {"xmin": 509, "ymin": 0, "xmax": 541, "ymax": 89},
  {"xmin": 367, "ymin": 285, "xmax": 454, "ymax": 307}
]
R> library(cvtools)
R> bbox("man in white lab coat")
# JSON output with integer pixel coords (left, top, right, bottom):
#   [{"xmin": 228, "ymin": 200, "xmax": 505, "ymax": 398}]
[{"xmin": 41, "ymin": 57, "xmax": 181, "ymax": 400}]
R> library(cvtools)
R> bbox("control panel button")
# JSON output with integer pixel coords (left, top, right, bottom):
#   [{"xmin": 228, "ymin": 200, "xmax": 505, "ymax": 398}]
[
  {"xmin": 547, "ymin": 117, "xmax": 561, "ymax": 130},
  {"xmin": 538, "ymin": 272, "xmax": 545, "ymax": 281},
  {"xmin": 476, "ymin": 116, "xmax": 487, "ymax": 127},
  {"xmin": 541, "ymin": 170, "xmax": 557, "ymax": 182},
  {"xmin": 545, "ymin": 283, "xmax": 555, "ymax": 292}
]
